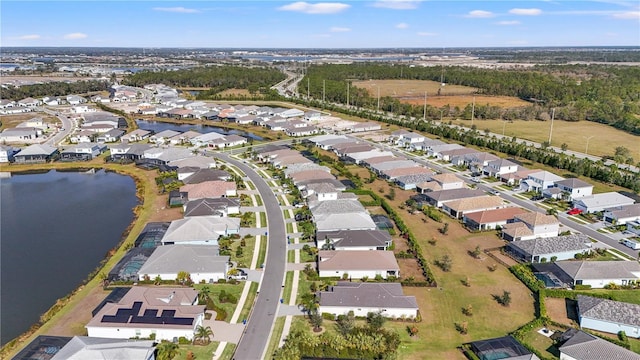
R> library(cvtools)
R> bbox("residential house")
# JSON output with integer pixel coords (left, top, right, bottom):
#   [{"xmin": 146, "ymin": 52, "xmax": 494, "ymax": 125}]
[
  {"xmin": 361, "ymin": 155, "xmax": 398, "ymax": 167},
  {"xmin": 554, "ymin": 178, "xmax": 594, "ymax": 201},
  {"xmin": 395, "ymin": 172, "xmax": 437, "ymax": 190},
  {"xmin": 183, "ymin": 198, "xmax": 240, "ymax": 217},
  {"xmin": 14, "ymin": 144, "xmax": 59, "ymax": 163},
  {"xmin": 398, "ymin": 132, "xmax": 425, "ymax": 148},
  {"xmin": 66, "ymin": 95, "xmax": 87, "ymax": 105},
  {"xmin": 574, "ymin": 192, "xmax": 636, "ymax": 214},
  {"xmin": 442, "ymin": 196, "xmax": 506, "ymax": 219},
  {"xmin": 558, "ymin": 329, "xmax": 640, "ymax": 360},
  {"xmin": 0, "ymin": 145, "xmax": 19, "ymax": 163},
  {"xmin": 85, "ymin": 287, "xmax": 204, "ymax": 341},
  {"xmin": 370, "ymin": 160, "xmax": 419, "ymax": 175},
  {"xmin": 290, "ymin": 170, "xmax": 336, "ymax": 185},
  {"xmin": 577, "ymin": 295, "xmax": 640, "ymax": 338},
  {"xmin": 313, "ymin": 209, "xmax": 377, "ymax": 232},
  {"xmin": 316, "ymin": 229, "xmax": 392, "ymax": 251},
  {"xmin": 420, "ymin": 188, "xmax": 487, "ymax": 208},
  {"xmin": 285, "ymin": 125, "xmax": 318, "ymax": 137},
  {"xmin": 83, "ymin": 112, "xmax": 124, "ymax": 128},
  {"xmin": 0, "ymin": 127, "xmax": 41, "ymax": 142},
  {"xmin": 142, "ymin": 147, "xmax": 193, "ymax": 166},
  {"xmin": 350, "ymin": 122, "xmax": 382, "ymax": 132},
  {"xmin": 501, "ymin": 212, "xmax": 560, "ymax": 241},
  {"xmin": 108, "ymin": 143, "xmax": 152, "ymax": 162},
  {"xmin": 438, "ymin": 147, "xmax": 477, "ymax": 162},
  {"xmin": 303, "ymin": 183, "xmax": 339, "ymax": 201},
  {"xmin": 50, "ymin": 336, "xmax": 156, "ymax": 360},
  {"xmin": 70, "ymin": 130, "xmax": 96, "ymax": 143},
  {"xmin": 554, "ymin": 261, "xmax": 640, "ymax": 288},
  {"xmin": 409, "ymin": 138, "xmax": 445, "ymax": 152},
  {"xmin": 206, "ymin": 134, "xmax": 247, "ymax": 149},
  {"xmin": 333, "ymin": 143, "xmax": 374, "ymax": 158},
  {"xmin": 521, "ymin": 171, "xmax": 565, "ymax": 192},
  {"xmin": 149, "ymin": 130, "xmax": 181, "ymax": 144},
  {"xmin": 482, "ymin": 159, "xmax": 518, "ymax": 178},
  {"xmin": 169, "ymin": 156, "xmax": 216, "ymax": 170},
  {"xmin": 462, "ymin": 152, "xmax": 500, "ymax": 173},
  {"xmin": 463, "ymin": 207, "xmax": 528, "ymax": 231},
  {"xmin": 180, "ymin": 181, "xmax": 237, "ymax": 200},
  {"xmin": 181, "ymin": 168, "xmax": 231, "ymax": 183},
  {"xmin": 416, "ymin": 173, "xmax": 463, "ymax": 194},
  {"xmin": 603, "ymin": 204, "xmax": 640, "ymax": 225},
  {"xmin": 346, "ymin": 150, "xmax": 395, "ymax": 165},
  {"xmin": 318, "ymin": 282, "xmax": 418, "ymax": 319},
  {"xmin": 60, "ymin": 143, "xmax": 107, "ymax": 161},
  {"xmin": 96, "ymin": 128, "xmax": 125, "ymax": 143},
  {"xmin": 161, "ymin": 216, "xmax": 240, "ymax": 245},
  {"xmin": 427, "ymin": 143, "xmax": 465, "ymax": 158},
  {"xmin": 297, "ymin": 178, "xmax": 346, "ymax": 192},
  {"xmin": 506, "ymin": 234, "xmax": 592, "ymax": 263},
  {"xmin": 318, "ymin": 250, "xmax": 399, "ymax": 279},
  {"xmin": 381, "ymin": 166, "xmax": 433, "ymax": 181},
  {"xmin": 501, "ymin": 168, "xmax": 537, "ymax": 186},
  {"xmin": 17, "ymin": 97, "xmax": 40, "ymax": 107},
  {"xmin": 126, "ymin": 129, "xmax": 152, "ymax": 142},
  {"xmin": 137, "ymin": 244, "xmax": 229, "ymax": 283}
]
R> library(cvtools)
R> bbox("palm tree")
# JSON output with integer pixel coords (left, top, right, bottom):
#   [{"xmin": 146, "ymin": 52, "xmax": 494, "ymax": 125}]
[
  {"xmin": 298, "ymin": 292, "xmax": 318, "ymax": 315},
  {"xmin": 194, "ymin": 325, "xmax": 213, "ymax": 344},
  {"xmin": 198, "ymin": 286, "xmax": 211, "ymax": 304},
  {"xmin": 156, "ymin": 342, "xmax": 179, "ymax": 360}
]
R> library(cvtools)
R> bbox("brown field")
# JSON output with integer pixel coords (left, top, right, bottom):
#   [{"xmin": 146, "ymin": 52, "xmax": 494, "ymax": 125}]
[
  {"xmin": 0, "ymin": 113, "xmax": 59, "ymax": 131},
  {"xmin": 453, "ymin": 118, "xmax": 640, "ymax": 159},
  {"xmin": 352, "ymin": 79, "xmax": 530, "ymax": 109}
]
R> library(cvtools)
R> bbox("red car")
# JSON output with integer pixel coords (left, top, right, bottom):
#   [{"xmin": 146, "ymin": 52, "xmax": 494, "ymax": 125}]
[{"xmin": 567, "ymin": 208, "xmax": 582, "ymax": 215}]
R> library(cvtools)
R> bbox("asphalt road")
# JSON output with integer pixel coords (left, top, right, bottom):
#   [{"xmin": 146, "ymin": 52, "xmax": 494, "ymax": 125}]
[
  {"xmin": 213, "ymin": 153, "xmax": 287, "ymax": 360},
  {"xmin": 39, "ymin": 107, "xmax": 73, "ymax": 146}
]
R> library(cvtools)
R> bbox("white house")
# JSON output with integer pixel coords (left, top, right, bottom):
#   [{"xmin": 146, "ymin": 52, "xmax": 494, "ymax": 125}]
[
  {"xmin": 318, "ymin": 282, "xmax": 418, "ymax": 319},
  {"xmin": 506, "ymin": 234, "xmax": 592, "ymax": 263},
  {"xmin": 483, "ymin": 158, "xmax": 519, "ymax": 177},
  {"xmin": 554, "ymin": 178, "xmax": 593, "ymax": 201},
  {"xmin": 161, "ymin": 217, "xmax": 240, "ymax": 245},
  {"xmin": 603, "ymin": 204, "xmax": 640, "ymax": 225},
  {"xmin": 398, "ymin": 132, "xmax": 425, "ymax": 148},
  {"xmin": 86, "ymin": 287, "xmax": 204, "ymax": 341},
  {"xmin": 501, "ymin": 212, "xmax": 559, "ymax": 241},
  {"xmin": 554, "ymin": 261, "xmax": 640, "ymax": 288},
  {"xmin": 0, "ymin": 145, "xmax": 20, "ymax": 163},
  {"xmin": 577, "ymin": 295, "xmax": 640, "ymax": 339},
  {"xmin": 51, "ymin": 336, "xmax": 156, "ymax": 360},
  {"xmin": 573, "ymin": 192, "xmax": 635, "ymax": 213},
  {"xmin": 318, "ymin": 250, "xmax": 399, "ymax": 279},
  {"xmin": 463, "ymin": 207, "xmax": 528, "ymax": 232},
  {"xmin": 137, "ymin": 245, "xmax": 230, "ymax": 284},
  {"xmin": 522, "ymin": 171, "xmax": 565, "ymax": 192}
]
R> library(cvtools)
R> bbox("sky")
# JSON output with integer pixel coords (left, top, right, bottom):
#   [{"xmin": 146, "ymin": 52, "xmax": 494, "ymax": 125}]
[{"xmin": 1, "ymin": 1, "xmax": 639, "ymax": 48}]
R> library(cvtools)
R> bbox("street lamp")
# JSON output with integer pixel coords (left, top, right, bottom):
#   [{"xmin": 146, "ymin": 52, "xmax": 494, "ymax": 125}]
[{"xmin": 583, "ymin": 135, "xmax": 595, "ymax": 155}]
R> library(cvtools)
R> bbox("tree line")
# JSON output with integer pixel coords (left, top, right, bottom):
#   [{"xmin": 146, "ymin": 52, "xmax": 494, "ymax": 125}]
[
  {"xmin": 2, "ymin": 80, "xmax": 110, "ymax": 101},
  {"xmin": 298, "ymin": 63, "xmax": 640, "ymax": 135}
]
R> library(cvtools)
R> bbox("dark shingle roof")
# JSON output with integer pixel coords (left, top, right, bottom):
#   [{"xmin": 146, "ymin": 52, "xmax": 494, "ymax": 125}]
[
  {"xmin": 316, "ymin": 229, "xmax": 391, "ymax": 248},
  {"xmin": 559, "ymin": 330, "xmax": 640, "ymax": 360},
  {"xmin": 507, "ymin": 234, "xmax": 590, "ymax": 257},
  {"xmin": 578, "ymin": 295, "xmax": 640, "ymax": 327}
]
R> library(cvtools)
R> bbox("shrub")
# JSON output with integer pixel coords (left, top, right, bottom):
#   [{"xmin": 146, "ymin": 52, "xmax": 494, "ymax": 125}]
[
  {"xmin": 178, "ymin": 336, "xmax": 190, "ymax": 344},
  {"xmin": 455, "ymin": 321, "xmax": 468, "ymax": 334},
  {"xmin": 322, "ymin": 312, "xmax": 335, "ymax": 320}
]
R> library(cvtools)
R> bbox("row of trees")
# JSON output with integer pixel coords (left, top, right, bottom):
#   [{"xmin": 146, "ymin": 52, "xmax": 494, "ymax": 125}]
[
  {"xmin": 2, "ymin": 80, "xmax": 109, "ymax": 101},
  {"xmin": 298, "ymin": 63, "xmax": 640, "ymax": 134}
]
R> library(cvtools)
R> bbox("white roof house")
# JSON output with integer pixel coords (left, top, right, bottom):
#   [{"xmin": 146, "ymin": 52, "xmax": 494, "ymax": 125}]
[
  {"xmin": 574, "ymin": 192, "xmax": 636, "ymax": 213},
  {"xmin": 161, "ymin": 217, "xmax": 240, "ymax": 245},
  {"xmin": 603, "ymin": 204, "xmax": 640, "ymax": 225},
  {"xmin": 554, "ymin": 178, "xmax": 593, "ymax": 200},
  {"xmin": 318, "ymin": 250, "xmax": 399, "ymax": 279},
  {"xmin": 137, "ymin": 245, "xmax": 229, "ymax": 283},
  {"xmin": 555, "ymin": 260, "xmax": 640, "ymax": 289},
  {"xmin": 51, "ymin": 336, "xmax": 155, "ymax": 360},
  {"xmin": 522, "ymin": 171, "xmax": 565, "ymax": 192}
]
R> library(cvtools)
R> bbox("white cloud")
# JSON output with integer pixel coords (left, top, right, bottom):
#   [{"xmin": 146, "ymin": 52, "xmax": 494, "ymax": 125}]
[
  {"xmin": 417, "ymin": 32, "xmax": 436, "ymax": 36},
  {"xmin": 396, "ymin": 22, "xmax": 409, "ymax": 29},
  {"xmin": 64, "ymin": 33, "xmax": 88, "ymax": 40},
  {"xmin": 330, "ymin": 26, "xmax": 351, "ymax": 32},
  {"xmin": 278, "ymin": 2, "xmax": 350, "ymax": 14},
  {"xmin": 509, "ymin": 8, "xmax": 542, "ymax": 16},
  {"xmin": 372, "ymin": 0, "xmax": 421, "ymax": 10},
  {"xmin": 465, "ymin": 10, "xmax": 495, "ymax": 18},
  {"xmin": 611, "ymin": 10, "xmax": 640, "ymax": 19},
  {"xmin": 495, "ymin": 20, "xmax": 521, "ymax": 25},
  {"xmin": 153, "ymin": 7, "xmax": 200, "ymax": 13},
  {"xmin": 19, "ymin": 34, "xmax": 41, "ymax": 40}
]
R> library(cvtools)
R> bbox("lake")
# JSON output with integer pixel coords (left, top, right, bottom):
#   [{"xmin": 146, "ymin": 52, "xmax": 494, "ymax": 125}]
[
  {"xmin": 0, "ymin": 169, "xmax": 139, "ymax": 346},
  {"xmin": 135, "ymin": 119, "xmax": 263, "ymax": 141}
]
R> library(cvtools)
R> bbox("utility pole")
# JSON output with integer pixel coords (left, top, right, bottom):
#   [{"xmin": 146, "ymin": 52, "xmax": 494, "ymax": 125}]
[
  {"xmin": 548, "ymin": 108, "xmax": 555, "ymax": 144},
  {"xmin": 423, "ymin": 91, "xmax": 427, "ymax": 122}
]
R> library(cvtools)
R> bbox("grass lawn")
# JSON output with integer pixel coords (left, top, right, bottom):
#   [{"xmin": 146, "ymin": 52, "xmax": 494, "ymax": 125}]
[
  {"xmin": 219, "ymin": 342, "xmax": 236, "ymax": 360},
  {"xmin": 230, "ymin": 236, "xmax": 255, "ymax": 268},
  {"xmin": 246, "ymin": 181, "xmax": 256, "ymax": 190},
  {"xmin": 255, "ymin": 195, "xmax": 263, "ymax": 206},
  {"xmin": 256, "ymin": 232, "xmax": 268, "ymax": 268},
  {"xmin": 286, "ymin": 222, "xmax": 294, "ymax": 233},
  {"xmin": 282, "ymin": 271, "xmax": 294, "ymax": 303},
  {"xmin": 283, "ymin": 209, "xmax": 291, "ymax": 219},
  {"xmin": 175, "ymin": 342, "xmax": 219, "ymax": 359},
  {"xmin": 260, "ymin": 212, "xmax": 267, "ymax": 227},
  {"xmin": 607, "ymin": 248, "xmax": 636, "ymax": 261},
  {"xmin": 296, "ymin": 272, "xmax": 314, "ymax": 305},
  {"xmin": 238, "ymin": 282, "xmax": 259, "ymax": 322},
  {"xmin": 299, "ymin": 249, "xmax": 317, "ymax": 263},
  {"xmin": 584, "ymin": 289, "xmax": 640, "ymax": 305},
  {"xmin": 265, "ymin": 316, "xmax": 287, "ymax": 359},
  {"xmin": 193, "ymin": 283, "xmax": 244, "ymax": 322},
  {"xmin": 519, "ymin": 326, "xmax": 564, "ymax": 359},
  {"xmin": 287, "ymin": 250, "xmax": 295, "ymax": 263}
]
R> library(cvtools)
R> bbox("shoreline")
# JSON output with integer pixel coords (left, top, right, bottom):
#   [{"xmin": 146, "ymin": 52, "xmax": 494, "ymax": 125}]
[{"xmin": 0, "ymin": 163, "xmax": 156, "ymax": 358}]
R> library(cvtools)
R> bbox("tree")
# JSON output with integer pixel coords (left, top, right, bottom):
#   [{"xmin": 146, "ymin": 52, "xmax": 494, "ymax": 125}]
[
  {"xmin": 455, "ymin": 321, "xmax": 468, "ymax": 335},
  {"xmin": 299, "ymin": 292, "xmax": 318, "ymax": 315},
  {"xmin": 154, "ymin": 275, "xmax": 162, "ymax": 285},
  {"xmin": 561, "ymin": 143, "xmax": 569, "ymax": 151},
  {"xmin": 407, "ymin": 325, "xmax": 419, "ymax": 337},
  {"xmin": 176, "ymin": 271, "xmax": 191, "ymax": 285},
  {"xmin": 462, "ymin": 304, "xmax": 473, "ymax": 316},
  {"xmin": 435, "ymin": 254, "xmax": 452, "ymax": 272},
  {"xmin": 470, "ymin": 245, "xmax": 482, "ymax": 259},
  {"xmin": 194, "ymin": 325, "xmax": 213, "ymax": 344},
  {"xmin": 496, "ymin": 291, "xmax": 512, "ymax": 307},
  {"xmin": 198, "ymin": 286, "xmax": 211, "ymax": 303},
  {"xmin": 386, "ymin": 188, "xmax": 396, "ymax": 200},
  {"xmin": 156, "ymin": 342, "xmax": 179, "ymax": 360},
  {"xmin": 440, "ymin": 222, "xmax": 449, "ymax": 235},
  {"xmin": 335, "ymin": 311, "xmax": 355, "ymax": 336},
  {"xmin": 546, "ymin": 208, "xmax": 558, "ymax": 216},
  {"xmin": 366, "ymin": 311, "xmax": 386, "ymax": 331},
  {"xmin": 310, "ymin": 311, "xmax": 323, "ymax": 332}
]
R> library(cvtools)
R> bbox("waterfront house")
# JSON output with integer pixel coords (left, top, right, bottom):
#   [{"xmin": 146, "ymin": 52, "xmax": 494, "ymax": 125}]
[
  {"xmin": 125, "ymin": 129, "xmax": 152, "ymax": 142},
  {"xmin": 14, "ymin": 144, "xmax": 59, "ymax": 164},
  {"xmin": 137, "ymin": 244, "xmax": 229, "ymax": 283},
  {"xmin": 318, "ymin": 250, "xmax": 399, "ymax": 279},
  {"xmin": 0, "ymin": 145, "xmax": 20, "ymax": 163},
  {"xmin": 318, "ymin": 282, "xmax": 418, "ymax": 319},
  {"xmin": 86, "ymin": 287, "xmax": 204, "ymax": 341},
  {"xmin": 183, "ymin": 197, "xmax": 240, "ymax": 217},
  {"xmin": 180, "ymin": 181, "xmax": 237, "ymax": 200},
  {"xmin": 161, "ymin": 216, "xmax": 240, "ymax": 245},
  {"xmin": 577, "ymin": 295, "xmax": 640, "ymax": 338},
  {"xmin": 60, "ymin": 143, "xmax": 107, "ymax": 161},
  {"xmin": 50, "ymin": 336, "xmax": 156, "ymax": 360},
  {"xmin": 181, "ymin": 168, "xmax": 231, "ymax": 183}
]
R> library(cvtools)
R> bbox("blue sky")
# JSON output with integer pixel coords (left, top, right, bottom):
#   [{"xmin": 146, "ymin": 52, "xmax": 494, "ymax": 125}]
[{"xmin": 2, "ymin": 1, "xmax": 639, "ymax": 48}]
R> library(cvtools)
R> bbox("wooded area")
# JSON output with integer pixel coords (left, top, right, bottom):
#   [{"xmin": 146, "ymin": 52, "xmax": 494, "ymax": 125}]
[{"xmin": 2, "ymin": 80, "xmax": 109, "ymax": 101}]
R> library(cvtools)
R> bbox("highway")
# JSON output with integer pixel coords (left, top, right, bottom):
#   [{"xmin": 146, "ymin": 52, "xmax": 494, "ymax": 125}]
[{"xmin": 212, "ymin": 153, "xmax": 287, "ymax": 360}]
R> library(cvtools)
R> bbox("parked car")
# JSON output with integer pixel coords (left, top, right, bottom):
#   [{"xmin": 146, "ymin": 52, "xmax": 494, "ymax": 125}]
[
  {"xmin": 567, "ymin": 208, "xmax": 583, "ymax": 215},
  {"xmin": 227, "ymin": 269, "xmax": 248, "ymax": 280}
]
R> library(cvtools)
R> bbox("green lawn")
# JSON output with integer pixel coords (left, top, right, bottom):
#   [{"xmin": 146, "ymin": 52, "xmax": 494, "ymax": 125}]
[
  {"xmin": 287, "ymin": 250, "xmax": 294, "ymax": 263},
  {"xmin": 247, "ymin": 181, "xmax": 256, "ymax": 190},
  {"xmin": 296, "ymin": 272, "xmax": 314, "ymax": 305},
  {"xmin": 230, "ymin": 236, "xmax": 255, "ymax": 268},
  {"xmin": 220, "ymin": 342, "xmax": 236, "ymax": 360},
  {"xmin": 238, "ymin": 282, "xmax": 259, "ymax": 323},
  {"xmin": 175, "ymin": 342, "xmax": 219, "ymax": 359},
  {"xmin": 519, "ymin": 326, "xmax": 562, "ymax": 359},
  {"xmin": 265, "ymin": 316, "xmax": 287, "ymax": 359},
  {"xmin": 286, "ymin": 222, "xmax": 294, "ymax": 233},
  {"xmin": 255, "ymin": 195, "xmax": 263, "ymax": 206},
  {"xmin": 260, "ymin": 212, "xmax": 267, "ymax": 227},
  {"xmin": 584, "ymin": 289, "xmax": 640, "ymax": 305},
  {"xmin": 256, "ymin": 232, "xmax": 268, "ymax": 268},
  {"xmin": 283, "ymin": 209, "xmax": 291, "ymax": 219},
  {"xmin": 193, "ymin": 283, "xmax": 244, "ymax": 322},
  {"xmin": 299, "ymin": 249, "xmax": 317, "ymax": 263},
  {"xmin": 282, "ymin": 271, "xmax": 294, "ymax": 303}
]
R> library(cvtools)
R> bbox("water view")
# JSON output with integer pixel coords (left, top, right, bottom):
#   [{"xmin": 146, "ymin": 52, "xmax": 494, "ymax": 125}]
[
  {"xmin": 0, "ymin": 169, "xmax": 138, "ymax": 345},
  {"xmin": 135, "ymin": 119, "xmax": 263, "ymax": 141}
]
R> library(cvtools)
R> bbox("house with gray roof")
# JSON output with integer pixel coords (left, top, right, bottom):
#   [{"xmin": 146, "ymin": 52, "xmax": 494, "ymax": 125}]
[
  {"xmin": 603, "ymin": 204, "xmax": 640, "ymax": 225},
  {"xmin": 316, "ymin": 229, "xmax": 392, "ymax": 251},
  {"xmin": 168, "ymin": 155, "xmax": 216, "ymax": 169},
  {"xmin": 501, "ymin": 212, "xmax": 560, "ymax": 241},
  {"xmin": 137, "ymin": 244, "xmax": 229, "ymax": 283},
  {"xmin": 395, "ymin": 172, "xmax": 436, "ymax": 190},
  {"xmin": 574, "ymin": 192, "xmax": 636, "ymax": 213},
  {"xmin": 284, "ymin": 163, "xmax": 331, "ymax": 177},
  {"xmin": 0, "ymin": 127, "xmax": 41, "ymax": 142},
  {"xmin": 296, "ymin": 178, "xmax": 346, "ymax": 191},
  {"xmin": 96, "ymin": 128, "xmax": 125, "ymax": 143},
  {"xmin": 60, "ymin": 142, "xmax": 107, "ymax": 161},
  {"xmin": 347, "ymin": 150, "xmax": 395, "ymax": 165},
  {"xmin": 161, "ymin": 216, "xmax": 240, "ymax": 245},
  {"xmin": 554, "ymin": 178, "xmax": 594, "ymax": 201},
  {"xmin": 125, "ymin": 129, "xmax": 152, "ymax": 142},
  {"xmin": 109, "ymin": 143, "xmax": 152, "ymax": 161},
  {"xmin": 310, "ymin": 199, "xmax": 366, "ymax": 215},
  {"xmin": 554, "ymin": 260, "xmax": 640, "ymax": 289},
  {"xmin": 14, "ymin": 144, "xmax": 59, "ymax": 163},
  {"xmin": 318, "ymin": 282, "xmax": 418, "ymax": 319},
  {"xmin": 314, "ymin": 212, "xmax": 377, "ymax": 232},
  {"xmin": 182, "ymin": 168, "xmax": 231, "ymax": 184},
  {"xmin": 409, "ymin": 138, "xmax": 445, "ymax": 152},
  {"xmin": 577, "ymin": 295, "xmax": 640, "ymax": 338},
  {"xmin": 558, "ymin": 329, "xmax": 640, "ymax": 360},
  {"xmin": 520, "ymin": 170, "xmax": 565, "ymax": 192},
  {"xmin": 484, "ymin": 158, "xmax": 519, "ymax": 177},
  {"xmin": 421, "ymin": 188, "xmax": 487, "ymax": 208},
  {"xmin": 506, "ymin": 234, "xmax": 592, "ymax": 263},
  {"xmin": 370, "ymin": 160, "xmax": 419, "ymax": 174},
  {"xmin": 50, "ymin": 336, "xmax": 155, "ymax": 360},
  {"xmin": 143, "ymin": 147, "xmax": 193, "ymax": 165},
  {"xmin": 149, "ymin": 130, "xmax": 182, "ymax": 144},
  {"xmin": 318, "ymin": 250, "xmax": 399, "ymax": 279},
  {"xmin": 183, "ymin": 197, "xmax": 240, "ymax": 217}
]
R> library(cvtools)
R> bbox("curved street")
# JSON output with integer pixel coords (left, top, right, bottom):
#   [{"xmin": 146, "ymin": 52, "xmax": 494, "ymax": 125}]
[{"xmin": 212, "ymin": 153, "xmax": 287, "ymax": 360}]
